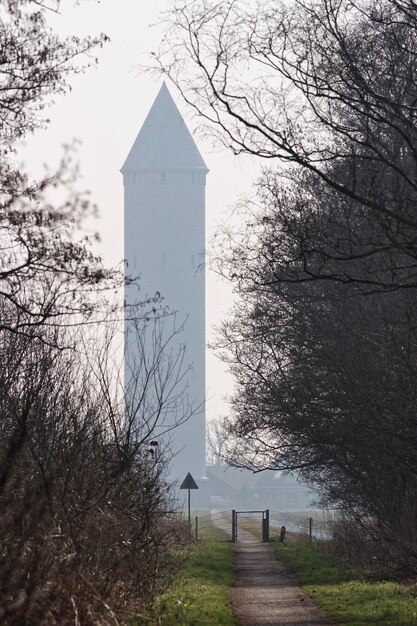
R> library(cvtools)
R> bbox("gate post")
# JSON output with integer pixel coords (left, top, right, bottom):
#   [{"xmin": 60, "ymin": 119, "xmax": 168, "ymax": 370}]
[
  {"xmin": 232, "ymin": 510, "xmax": 237, "ymax": 542},
  {"xmin": 262, "ymin": 509, "xmax": 270, "ymax": 542}
]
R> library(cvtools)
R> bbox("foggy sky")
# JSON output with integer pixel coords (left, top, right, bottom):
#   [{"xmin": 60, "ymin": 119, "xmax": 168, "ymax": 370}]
[{"xmin": 18, "ymin": 0, "xmax": 260, "ymax": 422}]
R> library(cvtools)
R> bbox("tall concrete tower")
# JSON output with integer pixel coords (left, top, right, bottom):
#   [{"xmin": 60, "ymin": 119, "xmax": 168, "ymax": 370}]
[{"xmin": 122, "ymin": 83, "xmax": 208, "ymax": 484}]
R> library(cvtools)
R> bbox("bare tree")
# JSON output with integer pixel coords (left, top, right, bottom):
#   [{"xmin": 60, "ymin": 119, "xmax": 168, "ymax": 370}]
[
  {"xmin": 155, "ymin": 0, "xmax": 417, "ymax": 571},
  {"xmin": 213, "ymin": 199, "xmax": 417, "ymax": 570},
  {"xmin": 0, "ymin": 0, "xmax": 119, "ymax": 341},
  {"xmin": 206, "ymin": 418, "xmax": 228, "ymax": 466},
  {"xmin": 88, "ymin": 306, "xmax": 202, "ymax": 481},
  {"xmin": 125, "ymin": 312, "xmax": 198, "ymax": 444},
  {"xmin": 156, "ymin": 0, "xmax": 417, "ymax": 291}
]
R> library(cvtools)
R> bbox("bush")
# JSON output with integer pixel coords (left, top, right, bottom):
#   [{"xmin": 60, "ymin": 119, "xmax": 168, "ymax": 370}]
[{"xmin": 0, "ymin": 328, "xmax": 186, "ymax": 625}]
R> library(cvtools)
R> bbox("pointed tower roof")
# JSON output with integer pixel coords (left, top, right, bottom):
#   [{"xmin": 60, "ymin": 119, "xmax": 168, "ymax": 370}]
[{"xmin": 121, "ymin": 83, "xmax": 208, "ymax": 173}]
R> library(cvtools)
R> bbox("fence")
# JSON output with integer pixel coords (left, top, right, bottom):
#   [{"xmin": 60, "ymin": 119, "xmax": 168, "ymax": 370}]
[
  {"xmin": 192, "ymin": 509, "xmax": 335, "ymax": 542},
  {"xmin": 267, "ymin": 509, "xmax": 334, "ymax": 540}
]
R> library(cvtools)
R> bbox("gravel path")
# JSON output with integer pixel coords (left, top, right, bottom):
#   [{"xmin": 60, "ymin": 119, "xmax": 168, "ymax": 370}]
[{"xmin": 212, "ymin": 513, "xmax": 333, "ymax": 626}]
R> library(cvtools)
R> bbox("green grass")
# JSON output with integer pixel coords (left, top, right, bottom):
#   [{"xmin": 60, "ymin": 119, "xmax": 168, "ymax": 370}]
[
  {"xmin": 275, "ymin": 542, "xmax": 417, "ymax": 626},
  {"xmin": 195, "ymin": 512, "xmax": 232, "ymax": 542},
  {"xmin": 133, "ymin": 540, "xmax": 237, "ymax": 625}
]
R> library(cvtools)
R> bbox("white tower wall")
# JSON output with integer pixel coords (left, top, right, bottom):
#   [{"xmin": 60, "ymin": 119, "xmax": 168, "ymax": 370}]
[{"xmin": 122, "ymin": 85, "xmax": 207, "ymax": 484}]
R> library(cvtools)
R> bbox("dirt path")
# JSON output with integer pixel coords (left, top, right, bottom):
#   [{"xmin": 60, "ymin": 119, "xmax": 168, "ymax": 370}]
[{"xmin": 212, "ymin": 513, "xmax": 333, "ymax": 626}]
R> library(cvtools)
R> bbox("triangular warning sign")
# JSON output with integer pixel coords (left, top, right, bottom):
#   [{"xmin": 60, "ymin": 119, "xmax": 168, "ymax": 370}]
[{"xmin": 179, "ymin": 472, "xmax": 199, "ymax": 490}]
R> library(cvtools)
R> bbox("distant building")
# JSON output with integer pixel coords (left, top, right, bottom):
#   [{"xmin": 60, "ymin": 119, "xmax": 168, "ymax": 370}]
[
  {"xmin": 122, "ymin": 83, "xmax": 208, "ymax": 485},
  {"xmin": 206, "ymin": 465, "xmax": 314, "ymax": 510}
]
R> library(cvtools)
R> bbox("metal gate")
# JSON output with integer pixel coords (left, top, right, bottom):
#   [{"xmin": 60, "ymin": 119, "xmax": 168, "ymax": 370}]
[{"xmin": 231, "ymin": 509, "xmax": 270, "ymax": 542}]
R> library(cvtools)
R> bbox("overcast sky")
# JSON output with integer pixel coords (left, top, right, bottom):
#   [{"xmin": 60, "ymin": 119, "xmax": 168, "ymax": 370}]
[{"xmin": 19, "ymin": 0, "xmax": 260, "ymax": 422}]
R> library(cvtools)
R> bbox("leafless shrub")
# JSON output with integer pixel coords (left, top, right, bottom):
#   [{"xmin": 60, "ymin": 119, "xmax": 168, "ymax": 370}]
[
  {"xmin": 325, "ymin": 506, "xmax": 417, "ymax": 578},
  {"xmin": 0, "ymin": 317, "xmax": 191, "ymax": 625},
  {"xmin": 324, "ymin": 518, "xmax": 378, "ymax": 570},
  {"xmin": 285, "ymin": 532, "xmax": 310, "ymax": 545}
]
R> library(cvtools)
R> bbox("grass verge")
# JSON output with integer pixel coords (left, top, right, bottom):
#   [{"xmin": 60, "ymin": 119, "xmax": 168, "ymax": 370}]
[
  {"xmin": 275, "ymin": 542, "xmax": 417, "ymax": 626},
  {"xmin": 195, "ymin": 511, "xmax": 234, "ymax": 542},
  {"xmin": 133, "ymin": 539, "xmax": 237, "ymax": 625}
]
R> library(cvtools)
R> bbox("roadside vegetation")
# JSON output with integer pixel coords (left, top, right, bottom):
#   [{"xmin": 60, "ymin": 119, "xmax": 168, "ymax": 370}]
[
  {"xmin": 275, "ymin": 540, "xmax": 417, "ymax": 626},
  {"xmin": 0, "ymin": 2, "xmax": 198, "ymax": 624},
  {"xmin": 134, "ymin": 535, "xmax": 237, "ymax": 626}
]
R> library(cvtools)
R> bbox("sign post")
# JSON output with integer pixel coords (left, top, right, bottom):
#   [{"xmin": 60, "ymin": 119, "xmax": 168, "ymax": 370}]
[{"xmin": 179, "ymin": 472, "xmax": 199, "ymax": 529}]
